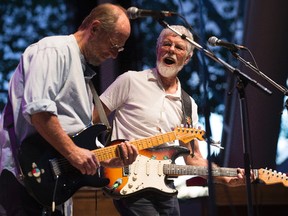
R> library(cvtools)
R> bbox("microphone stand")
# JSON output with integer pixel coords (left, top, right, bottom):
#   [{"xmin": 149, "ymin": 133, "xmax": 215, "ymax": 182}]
[
  {"xmin": 157, "ymin": 19, "xmax": 272, "ymax": 216},
  {"xmin": 231, "ymin": 52, "xmax": 288, "ymax": 108}
]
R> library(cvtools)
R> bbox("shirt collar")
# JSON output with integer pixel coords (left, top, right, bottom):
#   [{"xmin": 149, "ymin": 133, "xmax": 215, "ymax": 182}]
[
  {"xmin": 83, "ymin": 63, "xmax": 97, "ymax": 79},
  {"xmin": 72, "ymin": 34, "xmax": 97, "ymax": 79},
  {"xmin": 147, "ymin": 68, "xmax": 182, "ymax": 99}
]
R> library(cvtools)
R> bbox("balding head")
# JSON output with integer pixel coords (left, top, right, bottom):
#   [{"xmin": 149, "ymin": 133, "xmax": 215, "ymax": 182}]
[{"xmin": 78, "ymin": 3, "xmax": 130, "ymax": 35}]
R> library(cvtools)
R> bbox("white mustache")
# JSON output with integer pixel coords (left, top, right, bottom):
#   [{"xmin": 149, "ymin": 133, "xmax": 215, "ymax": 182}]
[{"xmin": 164, "ymin": 53, "xmax": 177, "ymax": 61}]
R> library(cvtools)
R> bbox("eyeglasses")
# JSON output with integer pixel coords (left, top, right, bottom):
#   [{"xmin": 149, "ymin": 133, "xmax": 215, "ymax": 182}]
[
  {"xmin": 161, "ymin": 41, "xmax": 187, "ymax": 53},
  {"xmin": 109, "ymin": 36, "xmax": 124, "ymax": 53}
]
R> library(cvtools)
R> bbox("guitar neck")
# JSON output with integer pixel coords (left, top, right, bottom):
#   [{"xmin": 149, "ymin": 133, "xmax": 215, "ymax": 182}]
[
  {"xmin": 92, "ymin": 132, "xmax": 176, "ymax": 162},
  {"xmin": 164, "ymin": 164, "xmax": 246, "ymax": 177},
  {"xmin": 164, "ymin": 165, "xmax": 261, "ymax": 178},
  {"xmin": 130, "ymin": 132, "xmax": 176, "ymax": 150}
]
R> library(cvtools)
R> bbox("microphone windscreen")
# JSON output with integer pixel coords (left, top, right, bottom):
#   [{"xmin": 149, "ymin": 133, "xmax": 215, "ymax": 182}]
[
  {"xmin": 127, "ymin": 7, "xmax": 139, "ymax": 19},
  {"xmin": 208, "ymin": 36, "xmax": 218, "ymax": 46}
]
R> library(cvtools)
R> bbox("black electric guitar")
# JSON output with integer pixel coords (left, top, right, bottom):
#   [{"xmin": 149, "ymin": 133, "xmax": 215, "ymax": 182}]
[
  {"xmin": 18, "ymin": 124, "xmax": 205, "ymax": 207},
  {"xmin": 103, "ymin": 146, "xmax": 288, "ymax": 198}
]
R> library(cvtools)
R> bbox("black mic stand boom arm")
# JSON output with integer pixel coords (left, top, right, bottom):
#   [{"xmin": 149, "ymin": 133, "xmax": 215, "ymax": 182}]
[{"xmin": 231, "ymin": 52, "xmax": 288, "ymax": 110}]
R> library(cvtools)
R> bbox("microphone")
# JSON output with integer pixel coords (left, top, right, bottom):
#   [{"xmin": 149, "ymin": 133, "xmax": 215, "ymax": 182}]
[
  {"xmin": 127, "ymin": 7, "xmax": 177, "ymax": 19},
  {"xmin": 208, "ymin": 36, "xmax": 247, "ymax": 52}
]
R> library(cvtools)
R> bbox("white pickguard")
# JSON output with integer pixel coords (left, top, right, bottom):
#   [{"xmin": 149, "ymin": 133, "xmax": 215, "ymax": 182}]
[{"xmin": 120, "ymin": 155, "xmax": 177, "ymax": 196}]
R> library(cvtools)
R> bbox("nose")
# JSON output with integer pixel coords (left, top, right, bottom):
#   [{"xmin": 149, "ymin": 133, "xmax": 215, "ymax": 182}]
[{"xmin": 168, "ymin": 44, "xmax": 176, "ymax": 53}]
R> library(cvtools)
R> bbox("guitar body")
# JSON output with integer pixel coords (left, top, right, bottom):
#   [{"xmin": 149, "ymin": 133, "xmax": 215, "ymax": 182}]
[
  {"xmin": 18, "ymin": 126, "xmax": 205, "ymax": 207},
  {"xmin": 103, "ymin": 146, "xmax": 190, "ymax": 198},
  {"xmin": 18, "ymin": 124, "xmax": 110, "ymax": 207},
  {"xmin": 102, "ymin": 140, "xmax": 288, "ymax": 199}
]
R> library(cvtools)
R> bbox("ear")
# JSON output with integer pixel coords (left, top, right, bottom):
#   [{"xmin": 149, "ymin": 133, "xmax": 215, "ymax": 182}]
[
  {"xmin": 184, "ymin": 52, "xmax": 193, "ymax": 65},
  {"xmin": 90, "ymin": 20, "xmax": 101, "ymax": 35}
]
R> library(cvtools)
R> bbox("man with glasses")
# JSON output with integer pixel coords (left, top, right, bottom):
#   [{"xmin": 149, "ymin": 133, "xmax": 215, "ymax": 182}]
[
  {"xmin": 0, "ymin": 3, "xmax": 138, "ymax": 216},
  {"xmin": 98, "ymin": 25, "xmax": 250, "ymax": 216}
]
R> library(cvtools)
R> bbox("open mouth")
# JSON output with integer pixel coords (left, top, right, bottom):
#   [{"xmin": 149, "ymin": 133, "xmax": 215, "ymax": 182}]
[{"xmin": 164, "ymin": 57, "xmax": 176, "ymax": 65}]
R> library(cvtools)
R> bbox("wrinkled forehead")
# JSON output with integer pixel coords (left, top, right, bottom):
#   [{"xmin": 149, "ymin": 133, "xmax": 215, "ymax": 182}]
[
  {"xmin": 162, "ymin": 33, "xmax": 185, "ymax": 41},
  {"xmin": 157, "ymin": 26, "xmax": 194, "ymax": 52}
]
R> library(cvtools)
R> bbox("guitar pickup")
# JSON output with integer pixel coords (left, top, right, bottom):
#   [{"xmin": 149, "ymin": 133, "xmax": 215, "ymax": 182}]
[
  {"xmin": 123, "ymin": 166, "xmax": 129, "ymax": 177},
  {"xmin": 49, "ymin": 158, "xmax": 61, "ymax": 179}
]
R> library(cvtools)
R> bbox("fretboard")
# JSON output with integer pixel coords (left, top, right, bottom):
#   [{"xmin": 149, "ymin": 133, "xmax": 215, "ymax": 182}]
[
  {"xmin": 92, "ymin": 131, "xmax": 176, "ymax": 162},
  {"xmin": 163, "ymin": 164, "xmax": 240, "ymax": 177}
]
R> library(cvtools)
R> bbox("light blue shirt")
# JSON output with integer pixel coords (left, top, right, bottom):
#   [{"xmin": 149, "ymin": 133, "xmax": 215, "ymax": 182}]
[{"xmin": 0, "ymin": 34, "xmax": 95, "ymax": 175}]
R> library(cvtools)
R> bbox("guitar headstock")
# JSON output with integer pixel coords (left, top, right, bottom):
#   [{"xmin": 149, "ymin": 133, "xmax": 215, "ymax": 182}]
[
  {"xmin": 174, "ymin": 127, "xmax": 206, "ymax": 143},
  {"xmin": 257, "ymin": 168, "xmax": 288, "ymax": 187}
]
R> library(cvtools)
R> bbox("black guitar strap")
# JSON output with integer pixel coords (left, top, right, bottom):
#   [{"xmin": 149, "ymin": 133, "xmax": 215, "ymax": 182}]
[
  {"xmin": 3, "ymin": 97, "xmax": 22, "ymax": 177},
  {"xmin": 181, "ymin": 89, "xmax": 195, "ymax": 157},
  {"xmin": 181, "ymin": 88, "xmax": 192, "ymax": 126}
]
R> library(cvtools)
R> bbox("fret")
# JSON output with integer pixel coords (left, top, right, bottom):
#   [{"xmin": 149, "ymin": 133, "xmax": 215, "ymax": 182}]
[
  {"xmin": 93, "ymin": 145, "xmax": 118, "ymax": 161},
  {"xmin": 131, "ymin": 131, "xmax": 176, "ymax": 150},
  {"xmin": 92, "ymin": 127, "xmax": 205, "ymax": 162},
  {"xmin": 218, "ymin": 168, "xmax": 238, "ymax": 176}
]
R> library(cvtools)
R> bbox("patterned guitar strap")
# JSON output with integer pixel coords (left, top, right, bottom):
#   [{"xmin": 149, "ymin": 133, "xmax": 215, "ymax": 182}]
[
  {"xmin": 181, "ymin": 89, "xmax": 195, "ymax": 157},
  {"xmin": 3, "ymin": 97, "xmax": 22, "ymax": 178}
]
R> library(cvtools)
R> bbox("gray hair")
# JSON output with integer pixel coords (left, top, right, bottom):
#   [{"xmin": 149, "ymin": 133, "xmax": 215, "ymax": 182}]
[{"xmin": 156, "ymin": 25, "xmax": 194, "ymax": 54}]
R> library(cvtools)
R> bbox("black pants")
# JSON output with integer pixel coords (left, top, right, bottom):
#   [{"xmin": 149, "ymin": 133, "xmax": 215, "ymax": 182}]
[
  {"xmin": 113, "ymin": 190, "xmax": 180, "ymax": 216},
  {"xmin": 0, "ymin": 169, "xmax": 63, "ymax": 216}
]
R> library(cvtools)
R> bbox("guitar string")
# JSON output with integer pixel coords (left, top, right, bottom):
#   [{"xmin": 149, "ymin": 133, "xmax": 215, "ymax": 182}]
[{"xmin": 52, "ymin": 129, "xmax": 204, "ymax": 175}]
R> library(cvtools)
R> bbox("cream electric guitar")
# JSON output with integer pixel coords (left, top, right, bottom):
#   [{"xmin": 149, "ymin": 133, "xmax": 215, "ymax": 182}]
[{"xmin": 103, "ymin": 146, "xmax": 288, "ymax": 198}]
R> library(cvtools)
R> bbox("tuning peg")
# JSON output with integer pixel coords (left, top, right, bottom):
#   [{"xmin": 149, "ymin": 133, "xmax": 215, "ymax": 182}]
[
  {"xmin": 209, "ymin": 138, "xmax": 224, "ymax": 149},
  {"xmin": 210, "ymin": 143, "xmax": 224, "ymax": 150}
]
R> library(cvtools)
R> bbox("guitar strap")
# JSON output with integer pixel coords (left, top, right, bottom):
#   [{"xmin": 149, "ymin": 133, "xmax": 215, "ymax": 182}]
[
  {"xmin": 181, "ymin": 89, "xmax": 195, "ymax": 157},
  {"xmin": 181, "ymin": 88, "xmax": 192, "ymax": 126},
  {"xmin": 88, "ymin": 81, "xmax": 112, "ymax": 146},
  {"xmin": 3, "ymin": 97, "xmax": 22, "ymax": 177}
]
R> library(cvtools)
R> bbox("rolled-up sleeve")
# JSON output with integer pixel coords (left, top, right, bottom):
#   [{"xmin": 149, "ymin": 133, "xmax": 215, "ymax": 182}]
[
  {"xmin": 22, "ymin": 99, "xmax": 57, "ymax": 124},
  {"xmin": 20, "ymin": 41, "xmax": 67, "ymax": 124}
]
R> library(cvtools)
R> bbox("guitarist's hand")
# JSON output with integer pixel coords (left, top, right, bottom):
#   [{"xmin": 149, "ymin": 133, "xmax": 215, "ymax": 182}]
[
  {"xmin": 31, "ymin": 112, "xmax": 100, "ymax": 176},
  {"xmin": 67, "ymin": 146, "xmax": 100, "ymax": 175},
  {"xmin": 219, "ymin": 168, "xmax": 255, "ymax": 187},
  {"xmin": 101, "ymin": 141, "xmax": 138, "ymax": 167}
]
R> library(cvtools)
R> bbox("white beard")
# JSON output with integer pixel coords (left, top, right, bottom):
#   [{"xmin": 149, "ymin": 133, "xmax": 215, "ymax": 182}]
[{"xmin": 157, "ymin": 60, "xmax": 184, "ymax": 78}]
